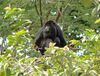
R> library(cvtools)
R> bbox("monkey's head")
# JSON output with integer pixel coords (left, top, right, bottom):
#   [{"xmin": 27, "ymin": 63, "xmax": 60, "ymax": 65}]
[{"xmin": 43, "ymin": 20, "xmax": 57, "ymax": 39}]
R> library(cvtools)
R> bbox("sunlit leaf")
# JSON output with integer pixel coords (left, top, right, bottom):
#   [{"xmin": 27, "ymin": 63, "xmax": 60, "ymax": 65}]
[
  {"xmin": 70, "ymin": 40, "xmax": 79, "ymax": 44},
  {"xmin": 95, "ymin": 18, "xmax": 100, "ymax": 24},
  {"xmin": 4, "ymin": 7, "xmax": 11, "ymax": 11},
  {"xmin": 16, "ymin": 29, "xmax": 26, "ymax": 36}
]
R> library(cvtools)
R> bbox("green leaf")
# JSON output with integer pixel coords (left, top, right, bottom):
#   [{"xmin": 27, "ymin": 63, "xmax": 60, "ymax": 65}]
[
  {"xmin": 16, "ymin": 29, "xmax": 26, "ymax": 37},
  {"xmin": 95, "ymin": 18, "xmax": 100, "ymax": 24},
  {"xmin": 6, "ymin": 68, "xmax": 11, "ymax": 76},
  {"xmin": 70, "ymin": 40, "xmax": 79, "ymax": 44},
  {"xmin": 80, "ymin": 0, "xmax": 92, "ymax": 8},
  {"xmin": 0, "ymin": 71, "xmax": 6, "ymax": 76}
]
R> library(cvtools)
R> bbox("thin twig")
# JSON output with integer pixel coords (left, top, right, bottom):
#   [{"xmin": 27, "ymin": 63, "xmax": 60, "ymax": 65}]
[
  {"xmin": 55, "ymin": 7, "xmax": 62, "ymax": 22},
  {"xmin": 55, "ymin": 0, "xmax": 72, "ymax": 22},
  {"xmin": 34, "ymin": 0, "xmax": 40, "ymax": 16},
  {"xmin": 39, "ymin": 0, "xmax": 43, "ymax": 26}
]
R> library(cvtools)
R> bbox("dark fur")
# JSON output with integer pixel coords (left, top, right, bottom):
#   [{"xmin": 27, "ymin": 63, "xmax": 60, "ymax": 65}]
[{"xmin": 35, "ymin": 20, "xmax": 66, "ymax": 55}]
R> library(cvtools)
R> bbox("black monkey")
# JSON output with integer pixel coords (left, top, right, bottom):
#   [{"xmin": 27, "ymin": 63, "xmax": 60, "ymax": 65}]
[{"xmin": 35, "ymin": 20, "xmax": 66, "ymax": 55}]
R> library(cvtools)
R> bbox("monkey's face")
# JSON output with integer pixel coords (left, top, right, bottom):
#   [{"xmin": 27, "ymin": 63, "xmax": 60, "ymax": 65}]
[{"xmin": 43, "ymin": 26, "xmax": 51, "ymax": 38}]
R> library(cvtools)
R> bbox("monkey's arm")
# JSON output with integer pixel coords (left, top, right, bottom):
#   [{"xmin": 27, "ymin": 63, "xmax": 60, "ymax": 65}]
[{"xmin": 56, "ymin": 25, "xmax": 66, "ymax": 47}]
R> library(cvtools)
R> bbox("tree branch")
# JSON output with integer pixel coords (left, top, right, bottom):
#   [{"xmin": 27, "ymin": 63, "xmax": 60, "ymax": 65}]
[
  {"xmin": 34, "ymin": 0, "xmax": 40, "ymax": 16},
  {"xmin": 39, "ymin": 0, "xmax": 43, "ymax": 26},
  {"xmin": 55, "ymin": 7, "xmax": 62, "ymax": 22}
]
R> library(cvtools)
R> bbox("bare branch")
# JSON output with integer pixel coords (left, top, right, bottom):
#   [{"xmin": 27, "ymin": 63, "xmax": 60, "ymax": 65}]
[
  {"xmin": 55, "ymin": 7, "xmax": 62, "ymax": 22},
  {"xmin": 39, "ymin": 0, "xmax": 43, "ymax": 26},
  {"xmin": 34, "ymin": 0, "xmax": 40, "ymax": 16}
]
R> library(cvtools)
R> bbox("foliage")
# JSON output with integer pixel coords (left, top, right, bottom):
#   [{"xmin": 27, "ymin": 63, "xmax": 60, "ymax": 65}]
[
  {"xmin": 0, "ymin": 29, "xmax": 100, "ymax": 76},
  {"xmin": 0, "ymin": 0, "xmax": 100, "ymax": 76}
]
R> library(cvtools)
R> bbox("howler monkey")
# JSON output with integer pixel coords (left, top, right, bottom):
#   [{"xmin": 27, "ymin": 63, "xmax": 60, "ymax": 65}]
[{"xmin": 35, "ymin": 20, "xmax": 66, "ymax": 55}]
